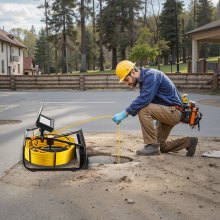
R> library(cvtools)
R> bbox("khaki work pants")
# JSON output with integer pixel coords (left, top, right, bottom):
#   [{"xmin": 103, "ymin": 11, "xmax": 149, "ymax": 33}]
[{"xmin": 138, "ymin": 104, "xmax": 191, "ymax": 152}]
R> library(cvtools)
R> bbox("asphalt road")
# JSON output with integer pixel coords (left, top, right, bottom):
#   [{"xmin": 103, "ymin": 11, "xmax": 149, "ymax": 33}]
[{"xmin": 0, "ymin": 90, "xmax": 220, "ymax": 177}]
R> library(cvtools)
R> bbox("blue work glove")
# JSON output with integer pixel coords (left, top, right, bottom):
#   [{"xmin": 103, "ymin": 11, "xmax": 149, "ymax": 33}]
[{"xmin": 112, "ymin": 111, "xmax": 128, "ymax": 124}]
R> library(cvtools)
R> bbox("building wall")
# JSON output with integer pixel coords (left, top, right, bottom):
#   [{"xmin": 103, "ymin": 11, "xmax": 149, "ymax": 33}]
[{"xmin": 0, "ymin": 40, "xmax": 24, "ymax": 75}]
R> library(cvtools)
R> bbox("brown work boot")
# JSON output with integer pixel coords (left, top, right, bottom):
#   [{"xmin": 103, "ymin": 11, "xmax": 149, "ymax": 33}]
[
  {"xmin": 186, "ymin": 137, "xmax": 198, "ymax": 157},
  {"xmin": 136, "ymin": 144, "xmax": 160, "ymax": 156}
]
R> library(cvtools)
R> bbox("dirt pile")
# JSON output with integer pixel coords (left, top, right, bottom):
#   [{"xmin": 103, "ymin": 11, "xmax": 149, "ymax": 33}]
[{"xmin": 1, "ymin": 133, "xmax": 220, "ymax": 220}]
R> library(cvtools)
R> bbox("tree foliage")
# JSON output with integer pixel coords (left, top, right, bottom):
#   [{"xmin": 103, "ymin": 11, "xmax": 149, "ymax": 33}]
[
  {"xmin": 159, "ymin": 0, "xmax": 184, "ymax": 63},
  {"xmin": 48, "ymin": 0, "xmax": 78, "ymax": 73},
  {"xmin": 196, "ymin": 0, "xmax": 214, "ymax": 27},
  {"xmin": 129, "ymin": 28, "xmax": 168, "ymax": 66},
  {"xmin": 35, "ymin": 29, "xmax": 48, "ymax": 73},
  {"xmin": 10, "ymin": 28, "xmax": 36, "ymax": 57},
  {"xmin": 97, "ymin": 0, "xmax": 141, "ymax": 69},
  {"xmin": 13, "ymin": 0, "xmax": 220, "ymax": 73}
]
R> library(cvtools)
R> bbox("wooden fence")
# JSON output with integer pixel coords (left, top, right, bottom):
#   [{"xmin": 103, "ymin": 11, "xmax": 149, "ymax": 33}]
[{"xmin": 0, "ymin": 73, "xmax": 219, "ymax": 90}]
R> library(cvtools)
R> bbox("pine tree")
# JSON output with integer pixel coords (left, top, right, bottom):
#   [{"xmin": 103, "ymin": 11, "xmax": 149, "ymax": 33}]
[
  {"xmin": 196, "ymin": 0, "xmax": 214, "ymax": 58},
  {"xmin": 97, "ymin": 0, "xmax": 104, "ymax": 71},
  {"xmin": 80, "ymin": 0, "xmax": 87, "ymax": 72},
  {"xmin": 119, "ymin": 0, "xmax": 141, "ymax": 59},
  {"xmin": 196, "ymin": 0, "xmax": 214, "ymax": 27},
  {"xmin": 48, "ymin": 0, "xmax": 77, "ymax": 73},
  {"xmin": 99, "ymin": 0, "xmax": 119, "ymax": 69},
  {"xmin": 35, "ymin": 29, "xmax": 48, "ymax": 74},
  {"xmin": 98, "ymin": 0, "xmax": 141, "ymax": 69},
  {"xmin": 159, "ymin": 0, "xmax": 184, "ymax": 65}
]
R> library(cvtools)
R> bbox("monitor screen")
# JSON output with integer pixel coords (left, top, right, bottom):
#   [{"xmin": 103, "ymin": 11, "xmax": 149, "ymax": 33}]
[{"xmin": 39, "ymin": 115, "xmax": 51, "ymax": 127}]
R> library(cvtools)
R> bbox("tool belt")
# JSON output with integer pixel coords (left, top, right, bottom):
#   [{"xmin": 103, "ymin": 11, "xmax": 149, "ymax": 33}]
[
  {"xmin": 180, "ymin": 105, "xmax": 203, "ymax": 130},
  {"xmin": 174, "ymin": 105, "xmax": 184, "ymax": 112}
]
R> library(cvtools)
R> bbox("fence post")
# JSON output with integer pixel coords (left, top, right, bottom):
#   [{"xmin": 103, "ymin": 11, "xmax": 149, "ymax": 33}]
[
  {"xmin": 10, "ymin": 75, "xmax": 15, "ymax": 90},
  {"xmin": 212, "ymin": 73, "xmax": 218, "ymax": 90},
  {"xmin": 79, "ymin": 74, "xmax": 85, "ymax": 90}
]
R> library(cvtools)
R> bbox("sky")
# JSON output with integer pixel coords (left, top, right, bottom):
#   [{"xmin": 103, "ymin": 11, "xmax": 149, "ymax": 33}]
[
  {"xmin": 0, "ymin": 0, "xmax": 45, "ymax": 33},
  {"xmin": 0, "ymin": 0, "xmax": 219, "ymax": 34}
]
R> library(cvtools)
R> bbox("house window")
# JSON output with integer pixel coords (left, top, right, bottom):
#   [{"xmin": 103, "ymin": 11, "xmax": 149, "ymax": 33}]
[
  {"xmin": 18, "ymin": 64, "xmax": 20, "ymax": 74},
  {"xmin": 2, "ymin": 60, "xmax": 5, "ymax": 73},
  {"xmin": 1, "ymin": 42, "xmax": 3, "ymax": 52},
  {"xmin": 19, "ymin": 48, "xmax": 21, "ymax": 56}
]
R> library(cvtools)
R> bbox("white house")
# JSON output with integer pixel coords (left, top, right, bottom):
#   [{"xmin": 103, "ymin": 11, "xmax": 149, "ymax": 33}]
[{"xmin": 0, "ymin": 29, "xmax": 26, "ymax": 75}]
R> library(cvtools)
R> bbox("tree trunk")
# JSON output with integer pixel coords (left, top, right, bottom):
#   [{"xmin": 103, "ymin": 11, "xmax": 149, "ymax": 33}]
[
  {"xmin": 62, "ymin": 13, "xmax": 67, "ymax": 73},
  {"xmin": 45, "ymin": 0, "xmax": 50, "ymax": 74},
  {"xmin": 99, "ymin": 0, "xmax": 104, "ymax": 71},
  {"xmin": 112, "ymin": 47, "xmax": 117, "ymax": 70},
  {"xmin": 157, "ymin": 56, "xmax": 160, "ymax": 70},
  {"xmin": 92, "ymin": 0, "xmax": 96, "ymax": 70},
  {"xmin": 164, "ymin": 55, "xmax": 169, "ymax": 65},
  {"xmin": 129, "ymin": 4, "xmax": 135, "ymax": 48},
  {"xmin": 55, "ymin": 47, "xmax": 58, "ymax": 73},
  {"xmin": 75, "ymin": 53, "xmax": 78, "ymax": 71},
  {"xmin": 121, "ymin": 49, "xmax": 126, "ymax": 60},
  {"xmin": 144, "ymin": 0, "xmax": 147, "ymax": 27},
  {"xmin": 120, "ymin": 4, "xmax": 126, "ymax": 60},
  {"xmin": 182, "ymin": 18, "xmax": 186, "ymax": 63},
  {"xmin": 80, "ymin": 0, "xmax": 87, "ymax": 72}
]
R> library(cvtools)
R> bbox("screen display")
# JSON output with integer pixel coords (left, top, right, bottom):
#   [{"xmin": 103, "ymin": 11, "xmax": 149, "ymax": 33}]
[{"xmin": 39, "ymin": 115, "xmax": 51, "ymax": 127}]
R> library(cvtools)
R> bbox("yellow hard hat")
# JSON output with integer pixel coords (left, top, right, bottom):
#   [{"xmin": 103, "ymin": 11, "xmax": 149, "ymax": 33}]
[{"xmin": 115, "ymin": 60, "xmax": 135, "ymax": 83}]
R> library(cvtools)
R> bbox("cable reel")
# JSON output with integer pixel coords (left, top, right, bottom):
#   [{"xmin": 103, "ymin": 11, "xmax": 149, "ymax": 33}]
[{"xmin": 22, "ymin": 106, "xmax": 88, "ymax": 171}]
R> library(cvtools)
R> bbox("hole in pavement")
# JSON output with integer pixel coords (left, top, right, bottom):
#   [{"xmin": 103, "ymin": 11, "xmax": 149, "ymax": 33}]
[
  {"xmin": 0, "ymin": 120, "xmax": 22, "ymax": 125},
  {"xmin": 88, "ymin": 155, "xmax": 132, "ymax": 164}
]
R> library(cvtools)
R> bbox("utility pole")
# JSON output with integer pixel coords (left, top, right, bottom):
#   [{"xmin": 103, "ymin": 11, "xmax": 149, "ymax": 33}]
[
  {"xmin": 45, "ymin": 0, "xmax": 50, "ymax": 74},
  {"xmin": 175, "ymin": 0, "xmax": 179, "ymax": 73}
]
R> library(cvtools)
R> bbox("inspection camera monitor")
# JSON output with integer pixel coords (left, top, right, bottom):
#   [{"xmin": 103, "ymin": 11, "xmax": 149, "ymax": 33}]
[{"xmin": 36, "ymin": 106, "xmax": 54, "ymax": 132}]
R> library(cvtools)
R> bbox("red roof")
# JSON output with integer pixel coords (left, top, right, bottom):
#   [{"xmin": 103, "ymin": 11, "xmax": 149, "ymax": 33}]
[
  {"xmin": 0, "ymin": 29, "xmax": 26, "ymax": 48},
  {"xmin": 24, "ymin": 57, "xmax": 37, "ymax": 71}
]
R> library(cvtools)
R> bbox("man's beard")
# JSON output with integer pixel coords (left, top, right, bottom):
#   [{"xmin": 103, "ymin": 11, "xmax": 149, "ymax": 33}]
[{"xmin": 129, "ymin": 76, "xmax": 139, "ymax": 87}]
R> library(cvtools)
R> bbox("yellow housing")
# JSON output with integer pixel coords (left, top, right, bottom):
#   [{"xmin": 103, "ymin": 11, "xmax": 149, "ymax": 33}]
[{"xmin": 24, "ymin": 134, "xmax": 76, "ymax": 166}]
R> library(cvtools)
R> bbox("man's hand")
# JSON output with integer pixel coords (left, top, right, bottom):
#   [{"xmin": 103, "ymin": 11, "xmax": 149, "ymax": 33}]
[{"xmin": 112, "ymin": 111, "xmax": 128, "ymax": 124}]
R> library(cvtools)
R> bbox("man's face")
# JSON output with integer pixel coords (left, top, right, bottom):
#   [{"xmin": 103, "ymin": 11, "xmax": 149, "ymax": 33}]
[{"xmin": 124, "ymin": 69, "xmax": 139, "ymax": 87}]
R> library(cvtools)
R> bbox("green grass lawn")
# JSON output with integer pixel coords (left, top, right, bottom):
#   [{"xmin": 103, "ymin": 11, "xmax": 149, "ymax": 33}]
[
  {"xmin": 147, "ymin": 63, "xmax": 187, "ymax": 73},
  {"xmin": 206, "ymin": 56, "xmax": 220, "ymax": 62},
  {"xmin": 84, "ymin": 63, "xmax": 188, "ymax": 74},
  {"xmin": 72, "ymin": 56, "xmax": 220, "ymax": 75}
]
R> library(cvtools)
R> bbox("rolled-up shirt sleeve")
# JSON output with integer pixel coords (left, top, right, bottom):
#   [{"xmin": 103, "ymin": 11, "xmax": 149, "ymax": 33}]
[{"xmin": 126, "ymin": 73, "xmax": 160, "ymax": 116}]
